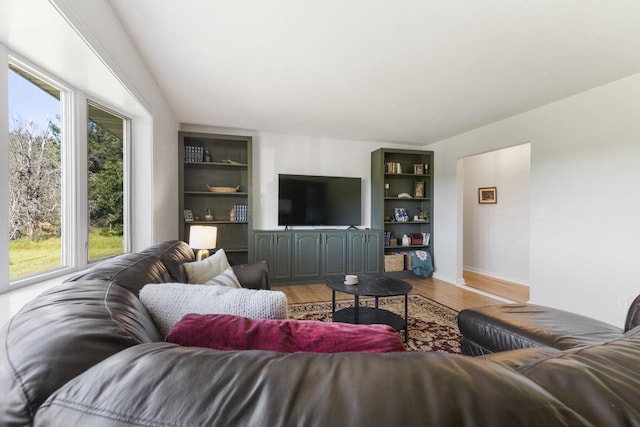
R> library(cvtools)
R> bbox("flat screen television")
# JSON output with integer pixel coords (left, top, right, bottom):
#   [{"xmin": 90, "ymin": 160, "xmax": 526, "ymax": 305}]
[{"xmin": 278, "ymin": 174, "xmax": 362, "ymax": 227}]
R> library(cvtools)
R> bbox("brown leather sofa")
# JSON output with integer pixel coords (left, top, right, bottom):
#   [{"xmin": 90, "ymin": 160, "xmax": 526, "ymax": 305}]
[{"xmin": 2, "ymin": 240, "xmax": 639, "ymax": 426}]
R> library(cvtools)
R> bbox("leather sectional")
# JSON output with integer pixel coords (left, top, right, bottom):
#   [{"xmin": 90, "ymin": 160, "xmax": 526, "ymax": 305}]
[{"xmin": 2, "ymin": 240, "xmax": 639, "ymax": 426}]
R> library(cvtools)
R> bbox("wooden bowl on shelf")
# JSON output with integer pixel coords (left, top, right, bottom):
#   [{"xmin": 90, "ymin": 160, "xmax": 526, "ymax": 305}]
[{"xmin": 207, "ymin": 185, "xmax": 240, "ymax": 193}]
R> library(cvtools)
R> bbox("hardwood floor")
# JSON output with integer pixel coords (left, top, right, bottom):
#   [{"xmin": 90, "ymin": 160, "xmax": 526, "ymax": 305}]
[
  {"xmin": 274, "ymin": 272, "xmax": 501, "ymax": 312},
  {"xmin": 463, "ymin": 270, "xmax": 529, "ymax": 303}
]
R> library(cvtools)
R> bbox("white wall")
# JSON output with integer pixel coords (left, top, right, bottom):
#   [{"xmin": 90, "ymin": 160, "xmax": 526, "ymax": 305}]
[
  {"xmin": 428, "ymin": 73, "xmax": 640, "ymax": 326},
  {"xmin": 463, "ymin": 144, "xmax": 530, "ymax": 285},
  {"xmin": 51, "ymin": 0, "xmax": 180, "ymax": 249}
]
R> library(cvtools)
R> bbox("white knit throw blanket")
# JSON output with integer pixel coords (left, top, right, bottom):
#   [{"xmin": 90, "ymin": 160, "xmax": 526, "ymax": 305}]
[{"xmin": 139, "ymin": 283, "xmax": 289, "ymax": 337}]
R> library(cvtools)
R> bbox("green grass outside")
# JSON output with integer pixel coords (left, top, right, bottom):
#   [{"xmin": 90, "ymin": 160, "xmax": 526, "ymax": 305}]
[{"xmin": 9, "ymin": 232, "xmax": 123, "ymax": 280}]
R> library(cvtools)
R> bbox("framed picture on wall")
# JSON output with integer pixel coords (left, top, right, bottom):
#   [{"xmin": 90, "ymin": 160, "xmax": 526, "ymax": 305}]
[{"xmin": 478, "ymin": 187, "xmax": 497, "ymax": 204}]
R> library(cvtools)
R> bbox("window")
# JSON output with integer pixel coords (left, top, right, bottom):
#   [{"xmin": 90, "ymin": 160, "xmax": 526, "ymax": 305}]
[
  {"xmin": 87, "ymin": 103, "xmax": 128, "ymax": 261},
  {"xmin": 2, "ymin": 53, "xmax": 133, "ymax": 293},
  {"xmin": 7, "ymin": 65, "xmax": 65, "ymax": 280}
]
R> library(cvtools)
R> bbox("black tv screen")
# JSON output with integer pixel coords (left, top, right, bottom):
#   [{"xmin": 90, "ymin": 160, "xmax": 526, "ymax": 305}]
[{"xmin": 278, "ymin": 174, "xmax": 362, "ymax": 226}]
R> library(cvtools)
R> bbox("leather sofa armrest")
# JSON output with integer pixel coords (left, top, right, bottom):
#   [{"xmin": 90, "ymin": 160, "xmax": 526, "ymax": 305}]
[{"xmin": 232, "ymin": 261, "xmax": 270, "ymax": 290}]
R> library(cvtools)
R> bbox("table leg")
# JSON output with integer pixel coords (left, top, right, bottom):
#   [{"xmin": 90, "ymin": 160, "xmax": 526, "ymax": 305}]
[
  {"xmin": 404, "ymin": 293, "xmax": 409, "ymax": 343},
  {"xmin": 332, "ymin": 290, "xmax": 336, "ymax": 316},
  {"xmin": 354, "ymin": 294, "xmax": 359, "ymax": 323}
]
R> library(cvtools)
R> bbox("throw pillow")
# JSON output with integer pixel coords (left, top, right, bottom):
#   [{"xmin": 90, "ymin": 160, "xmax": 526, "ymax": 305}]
[
  {"xmin": 139, "ymin": 283, "xmax": 288, "ymax": 337},
  {"xmin": 166, "ymin": 313, "xmax": 407, "ymax": 353},
  {"xmin": 204, "ymin": 267, "xmax": 242, "ymax": 288},
  {"xmin": 183, "ymin": 248, "xmax": 230, "ymax": 284}
]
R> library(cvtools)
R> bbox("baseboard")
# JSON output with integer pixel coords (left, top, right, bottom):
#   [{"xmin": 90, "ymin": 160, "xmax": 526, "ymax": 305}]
[{"xmin": 462, "ymin": 266, "xmax": 529, "ymax": 287}]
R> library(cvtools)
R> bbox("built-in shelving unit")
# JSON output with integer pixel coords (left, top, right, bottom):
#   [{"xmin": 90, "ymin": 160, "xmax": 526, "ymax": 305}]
[
  {"xmin": 371, "ymin": 148, "xmax": 434, "ymax": 270},
  {"xmin": 178, "ymin": 132, "xmax": 252, "ymax": 265}
]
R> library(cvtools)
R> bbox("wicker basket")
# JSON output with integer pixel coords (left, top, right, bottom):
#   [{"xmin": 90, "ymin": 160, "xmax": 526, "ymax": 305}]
[
  {"xmin": 384, "ymin": 253, "xmax": 405, "ymax": 272},
  {"xmin": 207, "ymin": 185, "xmax": 240, "ymax": 193}
]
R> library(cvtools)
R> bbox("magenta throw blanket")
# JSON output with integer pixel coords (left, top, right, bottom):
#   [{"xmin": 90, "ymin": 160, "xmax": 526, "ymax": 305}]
[{"xmin": 166, "ymin": 313, "xmax": 406, "ymax": 353}]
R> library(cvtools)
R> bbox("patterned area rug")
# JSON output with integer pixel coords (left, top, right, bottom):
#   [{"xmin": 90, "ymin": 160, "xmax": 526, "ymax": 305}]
[{"xmin": 288, "ymin": 294, "xmax": 461, "ymax": 353}]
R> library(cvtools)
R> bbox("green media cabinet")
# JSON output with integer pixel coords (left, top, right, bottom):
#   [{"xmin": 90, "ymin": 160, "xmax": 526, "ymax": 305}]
[{"xmin": 253, "ymin": 229, "xmax": 382, "ymax": 283}]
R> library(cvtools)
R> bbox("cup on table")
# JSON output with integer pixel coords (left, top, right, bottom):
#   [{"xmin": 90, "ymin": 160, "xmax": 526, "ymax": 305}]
[{"xmin": 344, "ymin": 274, "xmax": 359, "ymax": 285}]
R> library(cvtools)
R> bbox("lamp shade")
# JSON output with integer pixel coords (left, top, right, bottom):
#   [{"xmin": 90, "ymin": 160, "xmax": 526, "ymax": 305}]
[{"xmin": 188, "ymin": 226, "xmax": 217, "ymax": 250}]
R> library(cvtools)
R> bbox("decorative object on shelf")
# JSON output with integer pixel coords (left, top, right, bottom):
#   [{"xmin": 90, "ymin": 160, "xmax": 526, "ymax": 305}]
[
  {"xmin": 401, "ymin": 234, "xmax": 411, "ymax": 247},
  {"xmin": 394, "ymin": 207, "xmax": 409, "ymax": 222},
  {"xmin": 384, "ymin": 183, "xmax": 390, "ymax": 197},
  {"xmin": 415, "ymin": 208, "xmax": 429, "ymax": 222},
  {"xmin": 389, "ymin": 237, "xmax": 398, "ymax": 246},
  {"xmin": 203, "ymin": 208, "xmax": 213, "ymax": 221},
  {"xmin": 422, "ymin": 233, "xmax": 431, "ymax": 246},
  {"xmin": 188, "ymin": 225, "xmax": 218, "ymax": 261},
  {"xmin": 478, "ymin": 187, "xmax": 497, "ymax": 204},
  {"xmin": 203, "ymin": 150, "xmax": 211, "ymax": 163},
  {"xmin": 414, "ymin": 181, "xmax": 425, "ymax": 198},
  {"xmin": 207, "ymin": 185, "xmax": 240, "ymax": 193},
  {"xmin": 384, "ymin": 215, "xmax": 392, "ymax": 222},
  {"xmin": 410, "ymin": 233, "xmax": 423, "ymax": 245},
  {"xmin": 183, "ymin": 209, "xmax": 194, "ymax": 222},
  {"xmin": 413, "ymin": 164, "xmax": 424, "ymax": 174},
  {"xmin": 397, "ymin": 192, "xmax": 412, "ymax": 199},
  {"xmin": 424, "ymin": 163, "xmax": 430, "ymax": 173},
  {"xmin": 220, "ymin": 159, "xmax": 243, "ymax": 165}
]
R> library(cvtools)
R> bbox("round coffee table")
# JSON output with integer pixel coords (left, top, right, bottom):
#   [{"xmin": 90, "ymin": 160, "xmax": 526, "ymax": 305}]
[{"xmin": 326, "ymin": 274, "xmax": 413, "ymax": 342}]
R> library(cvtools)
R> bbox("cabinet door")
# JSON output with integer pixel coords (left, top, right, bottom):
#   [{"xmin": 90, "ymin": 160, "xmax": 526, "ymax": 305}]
[
  {"xmin": 253, "ymin": 232, "xmax": 291, "ymax": 281},
  {"xmin": 272, "ymin": 233, "xmax": 292, "ymax": 281},
  {"xmin": 348, "ymin": 231, "xmax": 367, "ymax": 275},
  {"xmin": 253, "ymin": 232, "xmax": 273, "ymax": 266},
  {"xmin": 293, "ymin": 232, "xmax": 321, "ymax": 279},
  {"xmin": 322, "ymin": 231, "xmax": 348, "ymax": 276},
  {"xmin": 364, "ymin": 231, "xmax": 383, "ymax": 274}
]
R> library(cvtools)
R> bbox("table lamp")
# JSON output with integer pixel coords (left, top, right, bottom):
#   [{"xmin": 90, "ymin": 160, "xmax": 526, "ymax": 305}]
[{"xmin": 188, "ymin": 225, "xmax": 217, "ymax": 261}]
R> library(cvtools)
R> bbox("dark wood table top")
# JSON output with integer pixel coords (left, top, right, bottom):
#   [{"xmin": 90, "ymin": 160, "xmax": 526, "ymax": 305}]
[{"xmin": 326, "ymin": 274, "xmax": 412, "ymax": 297}]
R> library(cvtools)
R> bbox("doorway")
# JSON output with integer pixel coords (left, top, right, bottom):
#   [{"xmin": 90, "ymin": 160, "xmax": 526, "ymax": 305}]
[{"xmin": 461, "ymin": 143, "xmax": 531, "ymax": 301}]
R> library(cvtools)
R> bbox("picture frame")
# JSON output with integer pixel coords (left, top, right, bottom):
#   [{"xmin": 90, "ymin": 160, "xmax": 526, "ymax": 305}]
[
  {"xmin": 394, "ymin": 207, "xmax": 408, "ymax": 222},
  {"xmin": 413, "ymin": 164, "xmax": 424, "ymax": 175},
  {"xmin": 183, "ymin": 209, "xmax": 194, "ymax": 221},
  {"xmin": 478, "ymin": 187, "xmax": 497, "ymax": 204},
  {"xmin": 414, "ymin": 181, "xmax": 425, "ymax": 198}
]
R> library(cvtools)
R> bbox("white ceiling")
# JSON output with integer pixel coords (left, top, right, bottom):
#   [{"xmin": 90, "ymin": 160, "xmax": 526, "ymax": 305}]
[{"xmin": 108, "ymin": 0, "xmax": 640, "ymax": 145}]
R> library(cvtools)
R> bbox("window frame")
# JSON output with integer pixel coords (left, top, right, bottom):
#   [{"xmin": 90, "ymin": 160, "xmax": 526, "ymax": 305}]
[{"xmin": 1, "ymin": 48, "xmax": 132, "ymax": 294}]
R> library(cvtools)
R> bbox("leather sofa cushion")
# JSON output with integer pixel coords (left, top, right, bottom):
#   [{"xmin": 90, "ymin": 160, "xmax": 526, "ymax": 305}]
[
  {"xmin": 458, "ymin": 303, "xmax": 624, "ymax": 354},
  {"xmin": 35, "ymin": 343, "xmax": 587, "ymax": 426},
  {"xmin": 64, "ymin": 252, "xmax": 171, "ymax": 297},
  {"xmin": 518, "ymin": 336, "xmax": 640, "ymax": 425},
  {"xmin": 140, "ymin": 240, "xmax": 194, "ymax": 283},
  {"xmin": 166, "ymin": 313, "xmax": 407, "ymax": 353},
  {"xmin": 0, "ymin": 281, "xmax": 161, "ymax": 426}
]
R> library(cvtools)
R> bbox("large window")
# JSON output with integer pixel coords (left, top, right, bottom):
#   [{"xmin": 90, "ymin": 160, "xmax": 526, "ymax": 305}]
[
  {"xmin": 7, "ymin": 65, "xmax": 64, "ymax": 280},
  {"xmin": 2, "ymin": 56, "xmax": 132, "ymax": 292},
  {"xmin": 87, "ymin": 103, "xmax": 127, "ymax": 261}
]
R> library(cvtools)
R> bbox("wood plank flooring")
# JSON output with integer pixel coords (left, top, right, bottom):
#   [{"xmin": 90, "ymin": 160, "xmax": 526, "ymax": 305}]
[{"xmin": 274, "ymin": 272, "xmax": 501, "ymax": 312}]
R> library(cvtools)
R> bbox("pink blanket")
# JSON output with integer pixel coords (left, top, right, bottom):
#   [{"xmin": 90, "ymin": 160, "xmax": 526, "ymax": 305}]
[{"xmin": 166, "ymin": 313, "xmax": 406, "ymax": 353}]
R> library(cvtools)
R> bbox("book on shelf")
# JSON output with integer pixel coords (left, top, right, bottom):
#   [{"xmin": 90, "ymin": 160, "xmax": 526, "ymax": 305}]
[{"xmin": 184, "ymin": 146, "xmax": 204, "ymax": 162}]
